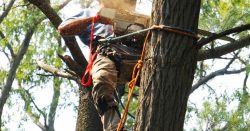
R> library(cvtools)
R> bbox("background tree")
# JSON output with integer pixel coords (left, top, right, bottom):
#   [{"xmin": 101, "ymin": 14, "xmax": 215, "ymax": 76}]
[
  {"xmin": 185, "ymin": 0, "xmax": 250, "ymax": 130},
  {"xmin": 0, "ymin": 0, "xmax": 80, "ymax": 130}
]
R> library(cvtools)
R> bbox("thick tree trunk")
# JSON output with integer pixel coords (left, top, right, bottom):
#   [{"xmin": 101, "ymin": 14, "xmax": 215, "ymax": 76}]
[
  {"xmin": 76, "ymin": 89, "xmax": 102, "ymax": 131},
  {"xmin": 134, "ymin": 0, "xmax": 200, "ymax": 131}
]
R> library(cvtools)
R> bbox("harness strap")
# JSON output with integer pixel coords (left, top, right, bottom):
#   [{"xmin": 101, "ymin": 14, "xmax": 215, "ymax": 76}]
[{"xmin": 81, "ymin": 15, "xmax": 99, "ymax": 87}]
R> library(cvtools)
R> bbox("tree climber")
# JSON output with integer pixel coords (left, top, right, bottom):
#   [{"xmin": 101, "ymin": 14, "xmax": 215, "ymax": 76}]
[{"xmin": 58, "ymin": 0, "xmax": 140, "ymax": 130}]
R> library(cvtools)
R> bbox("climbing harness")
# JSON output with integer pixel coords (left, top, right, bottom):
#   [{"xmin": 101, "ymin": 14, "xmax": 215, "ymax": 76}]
[
  {"xmin": 81, "ymin": 15, "xmax": 99, "ymax": 87},
  {"xmin": 82, "ymin": 21, "xmax": 198, "ymax": 87}
]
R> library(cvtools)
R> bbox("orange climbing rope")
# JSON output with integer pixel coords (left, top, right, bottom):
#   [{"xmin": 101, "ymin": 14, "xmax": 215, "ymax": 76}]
[
  {"xmin": 81, "ymin": 15, "xmax": 99, "ymax": 87},
  {"xmin": 116, "ymin": 30, "xmax": 151, "ymax": 131}
]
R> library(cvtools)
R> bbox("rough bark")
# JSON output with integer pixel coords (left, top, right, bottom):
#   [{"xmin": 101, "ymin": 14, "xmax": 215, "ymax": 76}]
[
  {"xmin": 134, "ymin": 0, "xmax": 200, "ymax": 130},
  {"xmin": 76, "ymin": 90, "xmax": 102, "ymax": 131}
]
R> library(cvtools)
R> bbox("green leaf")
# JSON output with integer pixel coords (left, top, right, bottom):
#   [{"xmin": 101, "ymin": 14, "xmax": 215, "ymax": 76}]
[{"xmin": 246, "ymin": 65, "xmax": 250, "ymax": 74}]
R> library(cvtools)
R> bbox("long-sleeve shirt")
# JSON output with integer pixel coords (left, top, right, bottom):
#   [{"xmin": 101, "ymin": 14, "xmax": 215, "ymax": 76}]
[{"xmin": 63, "ymin": 8, "xmax": 114, "ymax": 46}]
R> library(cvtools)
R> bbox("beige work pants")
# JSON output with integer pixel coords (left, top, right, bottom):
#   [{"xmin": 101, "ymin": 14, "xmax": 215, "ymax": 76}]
[{"xmin": 91, "ymin": 54, "xmax": 120, "ymax": 131}]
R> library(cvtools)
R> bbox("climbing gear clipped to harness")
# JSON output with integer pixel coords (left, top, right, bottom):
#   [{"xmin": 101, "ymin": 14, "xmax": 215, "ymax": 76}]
[
  {"xmin": 82, "ymin": 23, "xmax": 198, "ymax": 87},
  {"xmin": 81, "ymin": 15, "xmax": 100, "ymax": 87}
]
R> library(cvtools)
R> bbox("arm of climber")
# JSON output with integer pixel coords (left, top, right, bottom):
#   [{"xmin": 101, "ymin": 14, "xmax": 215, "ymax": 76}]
[
  {"xmin": 58, "ymin": 15, "xmax": 113, "ymax": 37},
  {"xmin": 58, "ymin": 17, "xmax": 94, "ymax": 36}
]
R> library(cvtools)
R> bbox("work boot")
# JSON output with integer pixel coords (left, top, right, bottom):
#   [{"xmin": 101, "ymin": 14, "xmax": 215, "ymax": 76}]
[{"xmin": 101, "ymin": 107, "xmax": 121, "ymax": 131}]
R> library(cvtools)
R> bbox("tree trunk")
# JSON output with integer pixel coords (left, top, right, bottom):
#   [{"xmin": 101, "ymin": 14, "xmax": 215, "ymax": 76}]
[
  {"xmin": 134, "ymin": 0, "xmax": 201, "ymax": 131},
  {"xmin": 76, "ymin": 88, "xmax": 102, "ymax": 131}
]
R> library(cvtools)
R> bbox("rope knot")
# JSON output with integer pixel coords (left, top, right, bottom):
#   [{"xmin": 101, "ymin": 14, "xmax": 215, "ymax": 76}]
[
  {"xmin": 128, "ymin": 80, "xmax": 135, "ymax": 89},
  {"xmin": 116, "ymin": 31, "xmax": 151, "ymax": 131},
  {"xmin": 137, "ymin": 60, "xmax": 143, "ymax": 69}
]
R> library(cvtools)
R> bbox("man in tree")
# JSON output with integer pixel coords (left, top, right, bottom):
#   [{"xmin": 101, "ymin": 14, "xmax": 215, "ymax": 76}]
[{"xmin": 58, "ymin": 0, "xmax": 136, "ymax": 130}]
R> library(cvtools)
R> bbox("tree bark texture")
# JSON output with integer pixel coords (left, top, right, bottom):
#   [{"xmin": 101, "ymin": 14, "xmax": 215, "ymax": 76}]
[
  {"xmin": 134, "ymin": 0, "xmax": 201, "ymax": 131},
  {"xmin": 76, "ymin": 90, "xmax": 102, "ymax": 131}
]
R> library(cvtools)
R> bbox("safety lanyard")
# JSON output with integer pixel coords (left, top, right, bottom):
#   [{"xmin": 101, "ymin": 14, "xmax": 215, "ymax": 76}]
[{"xmin": 81, "ymin": 16, "xmax": 99, "ymax": 87}]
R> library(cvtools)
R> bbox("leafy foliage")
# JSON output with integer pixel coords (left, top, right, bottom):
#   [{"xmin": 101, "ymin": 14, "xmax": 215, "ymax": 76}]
[
  {"xmin": 187, "ymin": 86, "xmax": 250, "ymax": 130},
  {"xmin": 185, "ymin": 0, "xmax": 250, "ymax": 130},
  {"xmin": 0, "ymin": 0, "xmax": 78, "ymax": 130},
  {"xmin": 199, "ymin": 0, "xmax": 250, "ymax": 32}
]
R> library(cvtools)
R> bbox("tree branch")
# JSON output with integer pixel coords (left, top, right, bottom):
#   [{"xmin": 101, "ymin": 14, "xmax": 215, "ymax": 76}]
[
  {"xmin": 0, "ymin": 0, "xmax": 15, "ymax": 24},
  {"xmin": 28, "ymin": 0, "xmax": 87, "ymax": 73},
  {"xmin": 198, "ymin": 24, "xmax": 250, "ymax": 47},
  {"xmin": 243, "ymin": 74, "xmax": 248, "ymax": 90},
  {"xmin": 198, "ymin": 29, "xmax": 235, "ymax": 42},
  {"xmin": 0, "ymin": 27, "xmax": 36, "ymax": 126},
  {"xmin": 190, "ymin": 56, "xmax": 245, "ymax": 94},
  {"xmin": 36, "ymin": 60, "xmax": 90, "ymax": 98},
  {"xmin": 36, "ymin": 73, "xmax": 54, "ymax": 77},
  {"xmin": 58, "ymin": 54, "xmax": 84, "ymax": 77},
  {"xmin": 27, "ymin": 0, "xmax": 61, "ymax": 27},
  {"xmin": 0, "ymin": 49, "xmax": 10, "ymax": 62},
  {"xmin": 197, "ymin": 36, "xmax": 250, "ymax": 61},
  {"xmin": 190, "ymin": 68, "xmax": 245, "ymax": 94},
  {"xmin": 22, "ymin": 88, "xmax": 47, "ymax": 130},
  {"xmin": 0, "ymin": 1, "xmax": 72, "ymax": 128},
  {"xmin": 48, "ymin": 77, "xmax": 61, "ymax": 130},
  {"xmin": 36, "ymin": 60, "xmax": 81, "ymax": 83},
  {"xmin": 0, "ymin": 30, "xmax": 15, "ymax": 58},
  {"xmin": 57, "ymin": 0, "xmax": 71, "ymax": 9}
]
